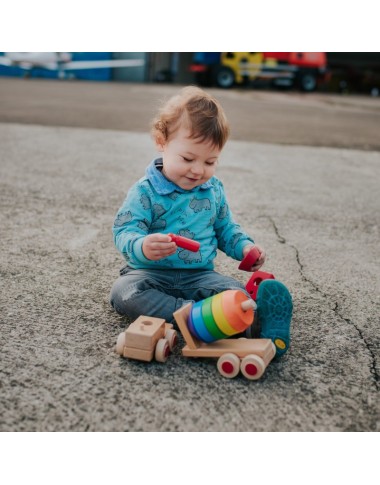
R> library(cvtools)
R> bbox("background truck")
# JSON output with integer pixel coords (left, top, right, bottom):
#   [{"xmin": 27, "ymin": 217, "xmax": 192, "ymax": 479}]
[{"xmin": 190, "ymin": 52, "xmax": 329, "ymax": 92}]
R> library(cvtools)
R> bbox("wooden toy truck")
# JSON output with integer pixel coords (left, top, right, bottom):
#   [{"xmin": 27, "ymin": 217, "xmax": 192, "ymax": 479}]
[
  {"xmin": 173, "ymin": 303, "xmax": 276, "ymax": 380},
  {"xmin": 115, "ymin": 316, "xmax": 177, "ymax": 363}
]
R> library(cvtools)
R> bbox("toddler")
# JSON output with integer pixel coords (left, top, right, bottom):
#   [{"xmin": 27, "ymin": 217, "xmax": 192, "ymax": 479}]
[{"xmin": 110, "ymin": 86, "xmax": 292, "ymax": 356}]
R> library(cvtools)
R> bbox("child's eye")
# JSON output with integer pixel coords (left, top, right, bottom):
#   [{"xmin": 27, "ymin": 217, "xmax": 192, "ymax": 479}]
[
  {"xmin": 182, "ymin": 156, "xmax": 193, "ymax": 162},
  {"xmin": 206, "ymin": 161, "xmax": 216, "ymax": 166}
]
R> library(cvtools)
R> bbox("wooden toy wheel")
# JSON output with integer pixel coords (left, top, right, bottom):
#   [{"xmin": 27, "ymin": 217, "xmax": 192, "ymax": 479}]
[
  {"xmin": 155, "ymin": 339, "xmax": 170, "ymax": 363},
  {"xmin": 217, "ymin": 353, "xmax": 240, "ymax": 379},
  {"xmin": 115, "ymin": 332, "xmax": 126, "ymax": 355},
  {"xmin": 271, "ymin": 341, "xmax": 277, "ymax": 357},
  {"xmin": 165, "ymin": 328, "xmax": 178, "ymax": 351},
  {"xmin": 240, "ymin": 355, "xmax": 266, "ymax": 380}
]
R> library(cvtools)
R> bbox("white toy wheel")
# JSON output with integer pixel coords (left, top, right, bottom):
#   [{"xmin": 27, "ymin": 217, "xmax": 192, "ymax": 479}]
[
  {"xmin": 115, "ymin": 332, "xmax": 126, "ymax": 355},
  {"xmin": 217, "ymin": 353, "xmax": 240, "ymax": 379},
  {"xmin": 155, "ymin": 339, "xmax": 170, "ymax": 363},
  {"xmin": 271, "ymin": 342, "xmax": 277, "ymax": 357},
  {"xmin": 240, "ymin": 354, "xmax": 266, "ymax": 380},
  {"xmin": 164, "ymin": 328, "xmax": 178, "ymax": 351}
]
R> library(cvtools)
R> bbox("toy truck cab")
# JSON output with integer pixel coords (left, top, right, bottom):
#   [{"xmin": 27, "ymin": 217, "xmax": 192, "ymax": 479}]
[{"xmin": 116, "ymin": 316, "xmax": 177, "ymax": 363}]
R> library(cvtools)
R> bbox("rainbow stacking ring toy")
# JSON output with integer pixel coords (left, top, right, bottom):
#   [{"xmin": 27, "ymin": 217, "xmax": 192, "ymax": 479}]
[
  {"xmin": 187, "ymin": 290, "xmax": 254, "ymax": 342},
  {"xmin": 187, "ymin": 309, "xmax": 203, "ymax": 341},
  {"xmin": 191, "ymin": 301, "xmax": 215, "ymax": 343}
]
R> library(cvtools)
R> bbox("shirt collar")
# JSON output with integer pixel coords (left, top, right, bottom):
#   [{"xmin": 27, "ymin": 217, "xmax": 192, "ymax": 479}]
[{"xmin": 146, "ymin": 158, "xmax": 213, "ymax": 195}]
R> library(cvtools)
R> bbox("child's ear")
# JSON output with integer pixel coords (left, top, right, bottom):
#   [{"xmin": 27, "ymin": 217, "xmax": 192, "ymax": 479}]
[{"xmin": 155, "ymin": 134, "xmax": 166, "ymax": 152}]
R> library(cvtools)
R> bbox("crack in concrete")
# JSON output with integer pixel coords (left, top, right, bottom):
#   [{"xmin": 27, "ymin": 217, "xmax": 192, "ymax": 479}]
[{"xmin": 263, "ymin": 215, "xmax": 379, "ymax": 391}]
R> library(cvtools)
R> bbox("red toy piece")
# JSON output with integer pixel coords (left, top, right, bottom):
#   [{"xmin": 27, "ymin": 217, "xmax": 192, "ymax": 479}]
[
  {"xmin": 169, "ymin": 233, "xmax": 200, "ymax": 252},
  {"xmin": 238, "ymin": 246, "xmax": 261, "ymax": 271},
  {"xmin": 246, "ymin": 271, "xmax": 275, "ymax": 300}
]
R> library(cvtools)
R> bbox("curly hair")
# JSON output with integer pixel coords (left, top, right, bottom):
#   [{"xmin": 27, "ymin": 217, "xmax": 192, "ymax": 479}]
[{"xmin": 151, "ymin": 86, "xmax": 230, "ymax": 149}]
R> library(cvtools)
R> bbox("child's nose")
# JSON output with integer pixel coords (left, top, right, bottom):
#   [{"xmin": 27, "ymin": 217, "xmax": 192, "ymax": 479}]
[{"xmin": 191, "ymin": 162, "xmax": 204, "ymax": 175}]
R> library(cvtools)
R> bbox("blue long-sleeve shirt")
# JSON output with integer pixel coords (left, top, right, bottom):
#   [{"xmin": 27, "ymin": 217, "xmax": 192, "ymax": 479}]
[{"xmin": 113, "ymin": 159, "xmax": 254, "ymax": 270}]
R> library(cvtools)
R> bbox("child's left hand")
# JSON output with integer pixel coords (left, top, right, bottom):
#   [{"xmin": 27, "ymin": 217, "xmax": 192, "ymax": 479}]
[{"xmin": 242, "ymin": 244, "xmax": 266, "ymax": 271}]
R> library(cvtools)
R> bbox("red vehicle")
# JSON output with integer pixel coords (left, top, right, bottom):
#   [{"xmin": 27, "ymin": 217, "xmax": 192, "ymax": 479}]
[{"xmin": 190, "ymin": 52, "xmax": 329, "ymax": 92}]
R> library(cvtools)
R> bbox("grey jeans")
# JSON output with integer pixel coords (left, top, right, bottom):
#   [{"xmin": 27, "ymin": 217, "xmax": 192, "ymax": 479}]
[{"xmin": 109, "ymin": 265, "xmax": 249, "ymax": 323}]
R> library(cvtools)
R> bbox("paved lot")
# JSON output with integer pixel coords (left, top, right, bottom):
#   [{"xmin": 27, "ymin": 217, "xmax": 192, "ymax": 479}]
[
  {"xmin": 0, "ymin": 79, "xmax": 379, "ymax": 431},
  {"xmin": 1, "ymin": 77, "xmax": 380, "ymax": 150}
]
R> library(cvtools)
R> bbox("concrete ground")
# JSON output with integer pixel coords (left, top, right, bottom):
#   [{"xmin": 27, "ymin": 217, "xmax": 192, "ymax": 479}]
[{"xmin": 0, "ymin": 79, "xmax": 379, "ymax": 431}]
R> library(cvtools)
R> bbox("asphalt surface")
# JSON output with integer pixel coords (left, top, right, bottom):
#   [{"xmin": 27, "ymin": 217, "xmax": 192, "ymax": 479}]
[
  {"xmin": 1, "ymin": 78, "xmax": 380, "ymax": 151},
  {"xmin": 0, "ymin": 79, "xmax": 379, "ymax": 431}
]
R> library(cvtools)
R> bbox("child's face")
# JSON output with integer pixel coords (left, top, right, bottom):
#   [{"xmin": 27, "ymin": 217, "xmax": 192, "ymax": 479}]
[{"xmin": 156, "ymin": 127, "xmax": 221, "ymax": 190}]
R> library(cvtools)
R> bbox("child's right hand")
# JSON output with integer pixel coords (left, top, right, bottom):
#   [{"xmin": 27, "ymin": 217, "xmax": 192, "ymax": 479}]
[{"xmin": 142, "ymin": 234, "xmax": 177, "ymax": 261}]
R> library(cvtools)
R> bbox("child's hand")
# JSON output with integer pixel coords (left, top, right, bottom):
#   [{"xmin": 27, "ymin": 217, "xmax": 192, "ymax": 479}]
[
  {"xmin": 242, "ymin": 244, "xmax": 266, "ymax": 271},
  {"xmin": 142, "ymin": 234, "xmax": 177, "ymax": 261}
]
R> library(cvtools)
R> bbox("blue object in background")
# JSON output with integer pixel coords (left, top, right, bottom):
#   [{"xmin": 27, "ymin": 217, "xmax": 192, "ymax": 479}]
[
  {"xmin": 193, "ymin": 52, "xmax": 221, "ymax": 65},
  {"xmin": 66, "ymin": 52, "xmax": 112, "ymax": 81},
  {"xmin": 0, "ymin": 52, "xmax": 112, "ymax": 80}
]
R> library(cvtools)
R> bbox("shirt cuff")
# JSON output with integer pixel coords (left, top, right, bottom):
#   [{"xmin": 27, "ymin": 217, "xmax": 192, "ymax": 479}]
[
  {"xmin": 132, "ymin": 237, "xmax": 152, "ymax": 264},
  {"xmin": 235, "ymin": 239, "xmax": 255, "ymax": 260}
]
